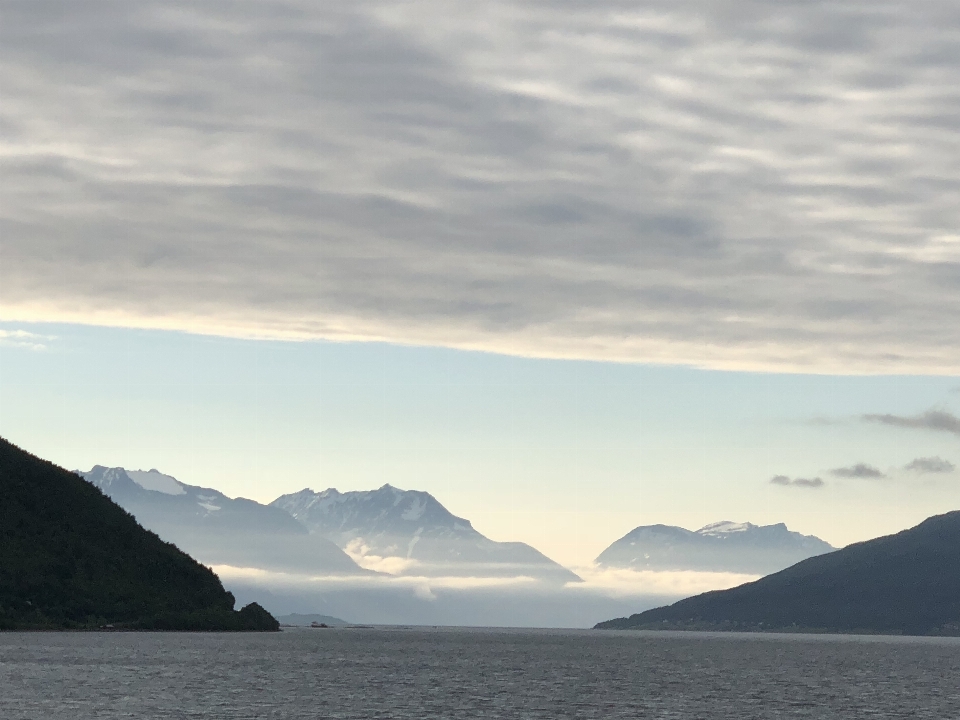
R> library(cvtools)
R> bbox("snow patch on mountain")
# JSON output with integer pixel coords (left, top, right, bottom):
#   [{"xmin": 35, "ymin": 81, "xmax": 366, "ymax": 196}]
[
  {"xmin": 125, "ymin": 469, "xmax": 186, "ymax": 496},
  {"xmin": 407, "ymin": 528, "xmax": 423, "ymax": 558},
  {"xmin": 697, "ymin": 521, "xmax": 753, "ymax": 537},
  {"xmin": 402, "ymin": 497, "xmax": 426, "ymax": 521}
]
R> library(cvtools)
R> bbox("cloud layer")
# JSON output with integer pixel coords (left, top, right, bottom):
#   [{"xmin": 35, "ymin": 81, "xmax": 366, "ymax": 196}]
[
  {"xmin": 830, "ymin": 463, "xmax": 884, "ymax": 479},
  {"xmin": 864, "ymin": 411, "xmax": 960, "ymax": 437},
  {"xmin": 771, "ymin": 475, "xmax": 824, "ymax": 488},
  {"xmin": 0, "ymin": 329, "xmax": 51, "ymax": 351},
  {"xmin": 904, "ymin": 456, "xmax": 956, "ymax": 474},
  {"xmin": 3, "ymin": 1, "xmax": 960, "ymax": 371}
]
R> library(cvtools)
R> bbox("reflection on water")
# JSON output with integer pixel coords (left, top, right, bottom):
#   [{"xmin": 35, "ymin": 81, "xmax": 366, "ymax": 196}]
[{"xmin": 1, "ymin": 628, "xmax": 958, "ymax": 719}]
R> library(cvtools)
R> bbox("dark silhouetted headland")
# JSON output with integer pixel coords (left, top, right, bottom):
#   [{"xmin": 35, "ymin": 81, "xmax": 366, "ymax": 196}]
[
  {"xmin": 0, "ymin": 437, "xmax": 278, "ymax": 631},
  {"xmin": 596, "ymin": 511, "xmax": 960, "ymax": 636}
]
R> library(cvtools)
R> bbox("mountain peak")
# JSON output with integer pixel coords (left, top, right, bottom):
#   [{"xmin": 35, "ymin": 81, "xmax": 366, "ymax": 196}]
[
  {"xmin": 80, "ymin": 466, "xmax": 138, "ymax": 492},
  {"xmin": 125, "ymin": 469, "xmax": 186, "ymax": 496},
  {"xmin": 268, "ymin": 485, "xmax": 578, "ymax": 582},
  {"xmin": 271, "ymin": 485, "xmax": 457, "ymax": 528},
  {"xmin": 596, "ymin": 519, "xmax": 834, "ymax": 575}
]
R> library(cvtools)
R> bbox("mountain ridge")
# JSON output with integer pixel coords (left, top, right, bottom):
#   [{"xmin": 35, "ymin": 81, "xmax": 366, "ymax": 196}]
[
  {"xmin": 78, "ymin": 466, "xmax": 368, "ymax": 576},
  {"xmin": 271, "ymin": 484, "xmax": 581, "ymax": 582},
  {"xmin": 595, "ymin": 520, "xmax": 834, "ymax": 575},
  {"xmin": 596, "ymin": 510, "xmax": 960, "ymax": 636}
]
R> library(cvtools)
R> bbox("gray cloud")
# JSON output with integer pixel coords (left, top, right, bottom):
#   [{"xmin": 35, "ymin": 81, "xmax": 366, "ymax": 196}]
[
  {"xmin": 904, "ymin": 457, "xmax": 956, "ymax": 474},
  {"xmin": 2, "ymin": 1, "xmax": 960, "ymax": 370},
  {"xmin": 830, "ymin": 463, "xmax": 884, "ymax": 479},
  {"xmin": 770, "ymin": 475, "xmax": 824, "ymax": 488},
  {"xmin": 863, "ymin": 411, "xmax": 960, "ymax": 437}
]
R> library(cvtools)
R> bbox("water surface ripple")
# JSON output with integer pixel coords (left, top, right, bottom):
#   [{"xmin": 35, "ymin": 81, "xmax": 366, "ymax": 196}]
[{"xmin": 1, "ymin": 628, "xmax": 958, "ymax": 718}]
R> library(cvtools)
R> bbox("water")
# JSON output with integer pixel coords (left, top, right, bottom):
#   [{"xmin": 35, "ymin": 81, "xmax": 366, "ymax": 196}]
[{"xmin": 1, "ymin": 628, "xmax": 958, "ymax": 718}]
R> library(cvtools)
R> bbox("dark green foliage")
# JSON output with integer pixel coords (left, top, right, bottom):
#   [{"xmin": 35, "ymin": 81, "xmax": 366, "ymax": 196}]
[
  {"xmin": 238, "ymin": 602, "xmax": 281, "ymax": 631},
  {"xmin": 0, "ymin": 437, "xmax": 278, "ymax": 631},
  {"xmin": 596, "ymin": 510, "xmax": 960, "ymax": 636}
]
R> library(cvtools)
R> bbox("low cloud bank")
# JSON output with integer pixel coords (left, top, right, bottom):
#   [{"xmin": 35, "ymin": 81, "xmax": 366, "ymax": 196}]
[
  {"xmin": 340, "ymin": 551, "xmax": 577, "ymax": 581},
  {"xmin": 568, "ymin": 566, "xmax": 759, "ymax": 598},
  {"xmin": 215, "ymin": 564, "xmax": 757, "ymax": 628},
  {"xmin": 213, "ymin": 565, "xmax": 541, "ymax": 592},
  {"xmin": 346, "ymin": 552, "xmax": 421, "ymax": 576}
]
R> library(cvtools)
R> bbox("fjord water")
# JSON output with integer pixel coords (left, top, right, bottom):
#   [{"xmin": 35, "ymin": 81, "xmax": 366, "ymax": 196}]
[{"xmin": 2, "ymin": 629, "xmax": 958, "ymax": 718}]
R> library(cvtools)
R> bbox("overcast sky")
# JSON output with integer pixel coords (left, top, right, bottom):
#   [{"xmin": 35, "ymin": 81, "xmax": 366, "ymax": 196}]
[
  {"xmin": 2, "ymin": 0, "xmax": 959, "ymax": 372},
  {"xmin": 1, "ymin": 2, "xmax": 958, "ymax": 567}
]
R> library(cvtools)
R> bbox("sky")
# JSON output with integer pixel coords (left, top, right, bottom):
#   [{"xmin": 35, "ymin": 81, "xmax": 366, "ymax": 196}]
[
  {"xmin": 1, "ymin": 322, "xmax": 957, "ymax": 568},
  {"xmin": 1, "ymin": 1, "xmax": 959, "ymax": 569}
]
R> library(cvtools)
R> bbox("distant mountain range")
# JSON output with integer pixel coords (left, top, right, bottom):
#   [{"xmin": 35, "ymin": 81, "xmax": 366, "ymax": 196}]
[
  {"xmin": 75, "ymin": 466, "xmax": 841, "ymax": 591},
  {"xmin": 271, "ymin": 485, "xmax": 581, "ymax": 582},
  {"xmin": 596, "ymin": 521, "xmax": 835, "ymax": 575},
  {"xmin": 597, "ymin": 510, "xmax": 960, "ymax": 636},
  {"xmin": 1, "ymin": 437, "xmax": 277, "ymax": 631},
  {"xmin": 77, "ymin": 469, "xmax": 578, "ymax": 582},
  {"xmin": 78, "ymin": 467, "xmax": 368, "ymax": 576}
]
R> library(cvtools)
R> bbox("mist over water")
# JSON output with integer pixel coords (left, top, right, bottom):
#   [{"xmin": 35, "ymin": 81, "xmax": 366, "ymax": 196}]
[
  {"xmin": 218, "ymin": 563, "xmax": 759, "ymax": 628},
  {"xmin": 227, "ymin": 578, "xmax": 675, "ymax": 629},
  {"xmin": 3, "ymin": 629, "xmax": 958, "ymax": 718}
]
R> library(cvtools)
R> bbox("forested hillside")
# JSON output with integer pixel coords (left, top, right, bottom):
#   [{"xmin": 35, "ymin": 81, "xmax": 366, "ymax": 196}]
[{"xmin": 0, "ymin": 437, "xmax": 277, "ymax": 631}]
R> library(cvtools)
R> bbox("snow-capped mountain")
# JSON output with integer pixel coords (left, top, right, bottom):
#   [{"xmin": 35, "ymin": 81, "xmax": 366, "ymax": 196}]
[
  {"xmin": 595, "ymin": 520, "xmax": 834, "ymax": 575},
  {"xmin": 270, "ymin": 484, "xmax": 581, "ymax": 582},
  {"xmin": 78, "ymin": 466, "xmax": 366, "ymax": 575}
]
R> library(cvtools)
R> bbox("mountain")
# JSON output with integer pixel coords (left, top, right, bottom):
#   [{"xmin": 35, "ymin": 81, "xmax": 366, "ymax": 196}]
[
  {"xmin": 596, "ymin": 510, "xmax": 960, "ymax": 636},
  {"xmin": 270, "ymin": 484, "xmax": 581, "ymax": 582},
  {"xmin": 78, "ymin": 466, "xmax": 367, "ymax": 576},
  {"xmin": 0, "ymin": 437, "xmax": 277, "ymax": 631},
  {"xmin": 595, "ymin": 521, "xmax": 834, "ymax": 575}
]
